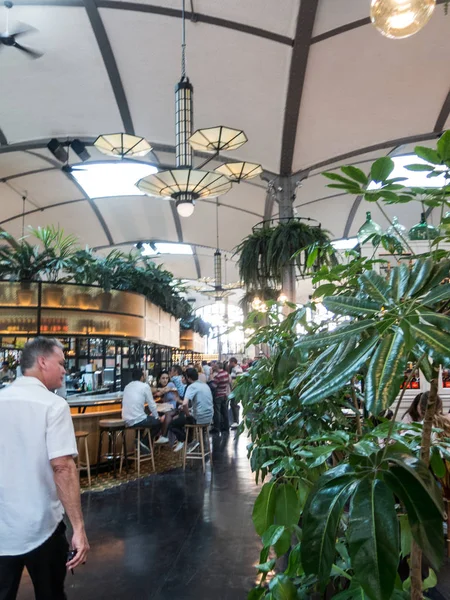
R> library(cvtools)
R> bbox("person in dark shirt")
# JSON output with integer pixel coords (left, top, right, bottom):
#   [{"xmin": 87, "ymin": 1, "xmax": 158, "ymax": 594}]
[{"xmin": 211, "ymin": 362, "xmax": 230, "ymax": 433}]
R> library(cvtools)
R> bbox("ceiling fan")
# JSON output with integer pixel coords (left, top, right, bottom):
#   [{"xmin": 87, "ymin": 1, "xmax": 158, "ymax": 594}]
[{"xmin": 0, "ymin": 1, "xmax": 43, "ymax": 59}]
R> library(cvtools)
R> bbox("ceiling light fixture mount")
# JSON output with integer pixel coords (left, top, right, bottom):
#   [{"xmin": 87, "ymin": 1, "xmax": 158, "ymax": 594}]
[{"xmin": 136, "ymin": 0, "xmax": 261, "ymax": 217}]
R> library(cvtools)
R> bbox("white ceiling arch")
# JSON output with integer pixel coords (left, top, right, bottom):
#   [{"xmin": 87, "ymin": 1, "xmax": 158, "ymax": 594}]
[{"xmin": 0, "ymin": 0, "xmax": 448, "ymax": 287}]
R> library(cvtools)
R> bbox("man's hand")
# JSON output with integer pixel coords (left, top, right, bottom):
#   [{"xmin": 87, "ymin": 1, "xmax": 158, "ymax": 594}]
[{"xmin": 67, "ymin": 529, "xmax": 90, "ymax": 569}]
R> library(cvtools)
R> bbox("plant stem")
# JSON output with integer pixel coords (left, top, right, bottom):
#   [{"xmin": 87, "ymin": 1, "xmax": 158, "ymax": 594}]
[
  {"xmin": 375, "ymin": 201, "xmax": 415, "ymax": 255},
  {"xmin": 410, "ymin": 363, "xmax": 440, "ymax": 600},
  {"xmin": 351, "ymin": 377, "xmax": 362, "ymax": 437}
]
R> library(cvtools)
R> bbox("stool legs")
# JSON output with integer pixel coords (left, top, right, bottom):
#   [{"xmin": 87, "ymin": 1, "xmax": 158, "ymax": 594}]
[
  {"xmin": 199, "ymin": 427, "xmax": 206, "ymax": 474},
  {"xmin": 96, "ymin": 430, "xmax": 104, "ymax": 477},
  {"xmin": 81, "ymin": 436, "xmax": 91, "ymax": 487}
]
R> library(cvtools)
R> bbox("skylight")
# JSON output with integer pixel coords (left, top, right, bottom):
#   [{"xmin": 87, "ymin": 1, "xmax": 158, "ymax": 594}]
[
  {"xmin": 72, "ymin": 162, "xmax": 158, "ymax": 198},
  {"xmin": 332, "ymin": 238, "xmax": 358, "ymax": 250},
  {"xmin": 139, "ymin": 242, "xmax": 193, "ymax": 256},
  {"xmin": 368, "ymin": 155, "xmax": 448, "ymax": 190}
]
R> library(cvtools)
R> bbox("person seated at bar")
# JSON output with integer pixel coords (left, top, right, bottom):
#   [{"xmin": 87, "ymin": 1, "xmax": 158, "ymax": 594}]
[
  {"xmin": 153, "ymin": 371, "xmax": 180, "ymax": 446},
  {"xmin": 122, "ymin": 369, "xmax": 161, "ymax": 451},
  {"xmin": 0, "ymin": 360, "xmax": 15, "ymax": 382},
  {"xmin": 154, "ymin": 371, "xmax": 178, "ymax": 409},
  {"xmin": 169, "ymin": 367, "xmax": 214, "ymax": 453},
  {"xmin": 169, "ymin": 364, "xmax": 187, "ymax": 399}
]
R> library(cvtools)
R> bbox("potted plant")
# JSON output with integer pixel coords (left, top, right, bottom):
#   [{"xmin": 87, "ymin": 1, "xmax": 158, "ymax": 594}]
[
  {"xmin": 31, "ymin": 225, "xmax": 78, "ymax": 307},
  {"xmin": 66, "ymin": 249, "xmax": 99, "ymax": 309},
  {"xmin": 233, "ymin": 133, "xmax": 450, "ymax": 600},
  {"xmin": 0, "ymin": 232, "xmax": 49, "ymax": 305}
]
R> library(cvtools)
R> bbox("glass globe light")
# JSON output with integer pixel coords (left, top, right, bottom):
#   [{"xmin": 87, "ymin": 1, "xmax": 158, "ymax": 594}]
[
  {"xmin": 176, "ymin": 200, "xmax": 195, "ymax": 218},
  {"xmin": 370, "ymin": 0, "xmax": 436, "ymax": 39}
]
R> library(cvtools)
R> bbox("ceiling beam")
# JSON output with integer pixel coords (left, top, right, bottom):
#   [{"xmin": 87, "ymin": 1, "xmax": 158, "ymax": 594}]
[
  {"xmin": 1, "ymin": 166, "xmax": 56, "ymax": 182},
  {"xmin": 170, "ymin": 200, "xmax": 184, "ymax": 242},
  {"xmin": 434, "ymin": 88, "xmax": 450, "ymax": 133},
  {"xmin": 96, "ymin": 1, "xmax": 292, "ymax": 46},
  {"xmin": 192, "ymin": 247, "xmax": 201, "ymax": 279},
  {"xmin": 82, "ymin": 0, "xmax": 135, "ymax": 134},
  {"xmin": 0, "ymin": 198, "xmax": 86, "ymax": 226},
  {"xmin": 279, "ymin": 0, "xmax": 319, "ymax": 176},
  {"xmin": 292, "ymin": 131, "xmax": 441, "ymax": 178}
]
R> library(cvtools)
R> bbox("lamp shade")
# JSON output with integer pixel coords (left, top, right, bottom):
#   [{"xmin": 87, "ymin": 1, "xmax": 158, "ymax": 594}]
[
  {"xmin": 136, "ymin": 168, "xmax": 232, "ymax": 199},
  {"xmin": 188, "ymin": 126, "xmax": 248, "ymax": 152},
  {"xmin": 370, "ymin": 0, "xmax": 436, "ymax": 39},
  {"xmin": 215, "ymin": 161, "xmax": 263, "ymax": 182},
  {"xmin": 94, "ymin": 133, "xmax": 152, "ymax": 158}
]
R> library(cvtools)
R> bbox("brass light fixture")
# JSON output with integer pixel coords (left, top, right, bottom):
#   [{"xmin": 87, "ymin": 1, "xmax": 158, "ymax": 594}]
[
  {"xmin": 94, "ymin": 133, "xmax": 152, "ymax": 158},
  {"xmin": 370, "ymin": 0, "xmax": 436, "ymax": 39},
  {"xmin": 136, "ymin": 0, "xmax": 261, "ymax": 217}
]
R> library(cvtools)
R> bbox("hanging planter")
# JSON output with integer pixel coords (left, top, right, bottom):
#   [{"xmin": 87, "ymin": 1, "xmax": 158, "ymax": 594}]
[{"xmin": 235, "ymin": 218, "xmax": 335, "ymax": 292}]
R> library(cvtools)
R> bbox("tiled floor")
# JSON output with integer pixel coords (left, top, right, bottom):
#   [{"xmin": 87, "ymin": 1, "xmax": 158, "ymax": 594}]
[{"xmin": 17, "ymin": 432, "xmax": 262, "ymax": 600}]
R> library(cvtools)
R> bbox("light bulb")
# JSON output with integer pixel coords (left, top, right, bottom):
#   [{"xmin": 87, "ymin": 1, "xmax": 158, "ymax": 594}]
[
  {"xmin": 370, "ymin": 0, "xmax": 436, "ymax": 39},
  {"xmin": 277, "ymin": 292, "xmax": 288, "ymax": 305},
  {"xmin": 176, "ymin": 201, "xmax": 195, "ymax": 218}
]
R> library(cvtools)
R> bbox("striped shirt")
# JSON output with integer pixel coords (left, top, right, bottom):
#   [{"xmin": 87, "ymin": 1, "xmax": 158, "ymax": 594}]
[{"xmin": 214, "ymin": 370, "xmax": 230, "ymax": 397}]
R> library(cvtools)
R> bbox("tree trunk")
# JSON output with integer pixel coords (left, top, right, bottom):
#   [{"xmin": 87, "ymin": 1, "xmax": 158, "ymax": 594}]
[{"xmin": 410, "ymin": 364, "xmax": 440, "ymax": 600}]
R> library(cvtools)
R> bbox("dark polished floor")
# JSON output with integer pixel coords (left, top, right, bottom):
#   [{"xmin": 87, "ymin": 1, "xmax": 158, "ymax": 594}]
[{"xmin": 17, "ymin": 432, "xmax": 262, "ymax": 600}]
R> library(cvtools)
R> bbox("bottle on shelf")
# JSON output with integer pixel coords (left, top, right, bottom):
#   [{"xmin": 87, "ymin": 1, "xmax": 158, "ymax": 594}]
[{"xmin": 357, "ymin": 211, "xmax": 383, "ymax": 244}]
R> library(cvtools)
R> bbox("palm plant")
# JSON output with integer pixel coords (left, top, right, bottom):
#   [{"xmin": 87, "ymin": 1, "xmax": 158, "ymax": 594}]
[
  {"xmin": 0, "ymin": 231, "xmax": 50, "ymax": 281},
  {"xmin": 31, "ymin": 225, "xmax": 78, "ymax": 282}
]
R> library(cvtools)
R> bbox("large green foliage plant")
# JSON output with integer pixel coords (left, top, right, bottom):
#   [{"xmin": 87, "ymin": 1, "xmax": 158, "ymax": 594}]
[{"xmin": 234, "ymin": 132, "xmax": 450, "ymax": 600}]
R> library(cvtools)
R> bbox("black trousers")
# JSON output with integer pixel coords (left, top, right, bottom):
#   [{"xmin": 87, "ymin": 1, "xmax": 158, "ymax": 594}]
[
  {"xmin": 169, "ymin": 414, "xmax": 195, "ymax": 442},
  {"xmin": 213, "ymin": 395, "xmax": 229, "ymax": 431},
  {"xmin": 0, "ymin": 521, "xmax": 69, "ymax": 600},
  {"xmin": 132, "ymin": 415, "xmax": 161, "ymax": 444},
  {"xmin": 230, "ymin": 397, "xmax": 240, "ymax": 423}
]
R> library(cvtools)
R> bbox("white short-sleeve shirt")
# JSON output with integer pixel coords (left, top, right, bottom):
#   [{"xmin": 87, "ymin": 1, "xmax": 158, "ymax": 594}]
[{"xmin": 0, "ymin": 376, "xmax": 78, "ymax": 555}]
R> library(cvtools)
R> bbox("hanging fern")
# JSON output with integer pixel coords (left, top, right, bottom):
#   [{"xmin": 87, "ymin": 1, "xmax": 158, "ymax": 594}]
[{"xmin": 235, "ymin": 219, "xmax": 335, "ymax": 292}]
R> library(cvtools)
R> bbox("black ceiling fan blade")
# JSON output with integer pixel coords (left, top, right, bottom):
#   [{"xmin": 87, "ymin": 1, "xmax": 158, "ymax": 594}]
[
  {"xmin": 12, "ymin": 41, "xmax": 43, "ymax": 59},
  {"xmin": 8, "ymin": 22, "xmax": 37, "ymax": 37}
]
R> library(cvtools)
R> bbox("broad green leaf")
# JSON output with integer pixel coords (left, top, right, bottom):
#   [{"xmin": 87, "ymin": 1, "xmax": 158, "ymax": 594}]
[
  {"xmin": 253, "ymin": 482, "xmax": 276, "ymax": 536},
  {"xmin": 365, "ymin": 330, "xmax": 407, "ymax": 415},
  {"xmin": 358, "ymin": 271, "xmax": 392, "ymax": 305},
  {"xmin": 417, "ymin": 310, "xmax": 450, "ymax": 332},
  {"xmin": 302, "ymin": 336, "xmax": 380, "ymax": 405},
  {"xmin": 414, "ymin": 146, "xmax": 441, "ymax": 165},
  {"xmin": 284, "ymin": 543, "xmax": 303, "ymax": 577},
  {"xmin": 328, "ymin": 183, "xmax": 362, "ymax": 192},
  {"xmin": 420, "ymin": 283, "xmax": 450, "ymax": 306},
  {"xmin": 301, "ymin": 464, "xmax": 358, "ymax": 588},
  {"xmin": 256, "ymin": 559, "xmax": 276, "ymax": 573},
  {"xmin": 274, "ymin": 529, "xmax": 291, "ymax": 557},
  {"xmin": 296, "ymin": 319, "xmax": 375, "ymax": 350},
  {"xmin": 422, "ymin": 568, "xmax": 437, "ymax": 591},
  {"xmin": 370, "ymin": 157, "xmax": 394, "ymax": 183},
  {"xmin": 333, "ymin": 585, "xmax": 370, "ymax": 600},
  {"xmin": 383, "ymin": 454, "xmax": 444, "ymax": 570},
  {"xmin": 275, "ymin": 483, "xmax": 301, "ymax": 527},
  {"xmin": 398, "ymin": 514, "xmax": 412, "ymax": 558},
  {"xmin": 248, "ymin": 587, "xmax": 266, "ymax": 600},
  {"xmin": 322, "ymin": 295, "xmax": 381, "ymax": 317},
  {"xmin": 323, "ymin": 172, "xmax": 363, "ymax": 186},
  {"xmin": 341, "ymin": 166, "xmax": 369, "ymax": 185},
  {"xmin": 404, "ymin": 163, "xmax": 434, "ymax": 172},
  {"xmin": 312, "ymin": 283, "xmax": 336, "ymax": 298},
  {"xmin": 389, "ymin": 264, "xmax": 409, "ymax": 302},
  {"xmin": 307, "ymin": 445, "xmax": 339, "ymax": 468},
  {"xmin": 437, "ymin": 130, "xmax": 450, "ymax": 162},
  {"xmin": 422, "ymin": 260, "xmax": 450, "ymax": 291},
  {"xmin": 262, "ymin": 524, "xmax": 285, "ymax": 548},
  {"xmin": 430, "ymin": 446, "xmax": 446, "ymax": 478},
  {"xmin": 269, "ymin": 575, "xmax": 297, "ymax": 600},
  {"xmin": 348, "ymin": 479, "xmax": 399, "ymax": 600},
  {"xmin": 406, "ymin": 258, "xmax": 434, "ymax": 297},
  {"xmin": 409, "ymin": 323, "xmax": 450, "ymax": 357},
  {"xmin": 410, "ymin": 345, "xmax": 433, "ymax": 382}
]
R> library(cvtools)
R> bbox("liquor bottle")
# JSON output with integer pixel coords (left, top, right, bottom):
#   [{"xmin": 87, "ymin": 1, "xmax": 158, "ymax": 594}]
[
  {"xmin": 357, "ymin": 211, "xmax": 383, "ymax": 244},
  {"xmin": 409, "ymin": 212, "xmax": 439, "ymax": 241}
]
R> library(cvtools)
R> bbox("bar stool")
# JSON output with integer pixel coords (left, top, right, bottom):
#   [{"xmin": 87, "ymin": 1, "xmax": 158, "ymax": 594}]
[
  {"xmin": 120, "ymin": 427, "xmax": 155, "ymax": 476},
  {"xmin": 96, "ymin": 419, "xmax": 128, "ymax": 479},
  {"xmin": 75, "ymin": 431, "xmax": 91, "ymax": 487},
  {"xmin": 183, "ymin": 423, "xmax": 213, "ymax": 474}
]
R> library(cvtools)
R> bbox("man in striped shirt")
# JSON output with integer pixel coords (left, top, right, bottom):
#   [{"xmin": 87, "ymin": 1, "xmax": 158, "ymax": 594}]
[{"xmin": 211, "ymin": 362, "xmax": 230, "ymax": 433}]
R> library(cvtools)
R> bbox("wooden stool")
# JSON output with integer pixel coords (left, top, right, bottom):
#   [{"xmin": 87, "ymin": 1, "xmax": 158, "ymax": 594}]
[
  {"xmin": 75, "ymin": 431, "xmax": 91, "ymax": 487},
  {"xmin": 183, "ymin": 423, "xmax": 213, "ymax": 474},
  {"xmin": 120, "ymin": 427, "xmax": 155, "ymax": 476},
  {"xmin": 96, "ymin": 419, "xmax": 128, "ymax": 479}
]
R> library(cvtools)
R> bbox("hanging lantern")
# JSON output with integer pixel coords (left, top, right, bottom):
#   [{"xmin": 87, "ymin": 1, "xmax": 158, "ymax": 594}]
[{"xmin": 370, "ymin": 0, "xmax": 436, "ymax": 39}]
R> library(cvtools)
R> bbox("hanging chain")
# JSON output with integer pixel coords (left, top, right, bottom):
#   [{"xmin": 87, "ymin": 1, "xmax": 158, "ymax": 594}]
[
  {"xmin": 216, "ymin": 199, "xmax": 220, "ymax": 249},
  {"xmin": 21, "ymin": 193, "xmax": 26, "ymax": 238},
  {"xmin": 181, "ymin": 0, "xmax": 186, "ymax": 78}
]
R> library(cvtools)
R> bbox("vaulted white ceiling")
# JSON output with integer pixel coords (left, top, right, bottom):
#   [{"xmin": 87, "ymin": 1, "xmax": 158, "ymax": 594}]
[{"xmin": 0, "ymin": 0, "xmax": 448, "ymax": 299}]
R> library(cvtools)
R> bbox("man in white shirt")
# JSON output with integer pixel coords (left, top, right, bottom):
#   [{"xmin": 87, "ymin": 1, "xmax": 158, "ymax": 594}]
[
  {"xmin": 122, "ymin": 369, "xmax": 161, "ymax": 443},
  {"xmin": 0, "ymin": 337, "xmax": 89, "ymax": 599}
]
